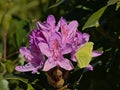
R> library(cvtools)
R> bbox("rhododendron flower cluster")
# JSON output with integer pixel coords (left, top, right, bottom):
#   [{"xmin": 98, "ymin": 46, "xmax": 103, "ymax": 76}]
[{"xmin": 15, "ymin": 15, "xmax": 102, "ymax": 73}]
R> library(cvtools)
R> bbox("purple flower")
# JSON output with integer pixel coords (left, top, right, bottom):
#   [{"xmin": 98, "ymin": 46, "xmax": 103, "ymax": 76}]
[
  {"xmin": 37, "ymin": 15, "xmax": 60, "ymax": 33},
  {"xmin": 59, "ymin": 18, "xmax": 78, "ymax": 44},
  {"xmin": 92, "ymin": 50, "xmax": 103, "ymax": 57},
  {"xmin": 15, "ymin": 14, "xmax": 103, "ymax": 73},
  {"xmin": 55, "ymin": 17, "xmax": 79, "ymax": 55},
  {"xmin": 15, "ymin": 30, "xmax": 44, "ymax": 73},
  {"xmin": 37, "ymin": 16, "xmax": 81, "ymax": 71},
  {"xmin": 38, "ymin": 32, "xmax": 74, "ymax": 71}
]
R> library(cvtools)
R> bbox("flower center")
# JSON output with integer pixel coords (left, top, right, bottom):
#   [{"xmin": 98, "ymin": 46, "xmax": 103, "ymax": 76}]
[{"xmin": 52, "ymin": 39, "xmax": 61, "ymax": 59}]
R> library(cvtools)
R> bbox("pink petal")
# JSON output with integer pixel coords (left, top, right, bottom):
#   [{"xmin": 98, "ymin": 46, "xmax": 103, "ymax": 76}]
[
  {"xmin": 47, "ymin": 15, "xmax": 56, "ymax": 32},
  {"xmin": 92, "ymin": 50, "xmax": 103, "ymax": 57},
  {"xmin": 19, "ymin": 47, "xmax": 33, "ymax": 61},
  {"xmin": 58, "ymin": 58, "xmax": 74, "ymax": 70},
  {"xmin": 38, "ymin": 43, "xmax": 51, "ymax": 57},
  {"xmin": 15, "ymin": 63, "xmax": 35, "ymax": 72},
  {"xmin": 42, "ymin": 58, "xmax": 57, "ymax": 71},
  {"xmin": 60, "ymin": 17, "xmax": 67, "ymax": 26},
  {"xmin": 36, "ymin": 22, "xmax": 48, "ymax": 30},
  {"xmin": 65, "ymin": 21, "xmax": 78, "ymax": 44},
  {"xmin": 54, "ymin": 20, "xmax": 61, "ymax": 32},
  {"xmin": 68, "ymin": 20, "xmax": 78, "ymax": 32},
  {"xmin": 47, "ymin": 15, "xmax": 56, "ymax": 25},
  {"xmin": 50, "ymin": 32, "xmax": 62, "ymax": 43},
  {"xmin": 61, "ymin": 25, "xmax": 67, "ymax": 43},
  {"xmin": 87, "ymin": 64, "xmax": 93, "ymax": 71},
  {"xmin": 32, "ymin": 65, "xmax": 42, "ymax": 73},
  {"xmin": 70, "ymin": 51, "xmax": 77, "ymax": 62},
  {"xmin": 76, "ymin": 31, "xmax": 83, "ymax": 45},
  {"xmin": 61, "ymin": 44, "xmax": 72, "ymax": 54},
  {"xmin": 82, "ymin": 33, "xmax": 90, "ymax": 42},
  {"xmin": 60, "ymin": 18, "xmax": 67, "ymax": 43},
  {"xmin": 41, "ymin": 30, "xmax": 50, "ymax": 42}
]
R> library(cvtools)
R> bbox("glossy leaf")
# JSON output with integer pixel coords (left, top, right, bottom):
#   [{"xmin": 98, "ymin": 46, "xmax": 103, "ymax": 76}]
[
  {"xmin": 82, "ymin": 6, "xmax": 107, "ymax": 30},
  {"xmin": 75, "ymin": 42, "xmax": 94, "ymax": 68}
]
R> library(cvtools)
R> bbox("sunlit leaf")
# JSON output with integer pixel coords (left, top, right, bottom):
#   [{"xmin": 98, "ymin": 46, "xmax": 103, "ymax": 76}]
[
  {"xmin": 116, "ymin": 2, "xmax": 120, "ymax": 10},
  {"xmin": 107, "ymin": 0, "xmax": 118, "ymax": 6},
  {"xmin": 75, "ymin": 42, "xmax": 94, "ymax": 68},
  {"xmin": 18, "ymin": 54, "xmax": 25, "ymax": 65},
  {"xmin": 4, "ymin": 74, "xmax": 28, "ymax": 84},
  {"xmin": 0, "ymin": 76, "xmax": 9, "ymax": 90},
  {"xmin": 82, "ymin": 6, "xmax": 107, "ymax": 30},
  {"xmin": 27, "ymin": 84, "xmax": 35, "ymax": 90}
]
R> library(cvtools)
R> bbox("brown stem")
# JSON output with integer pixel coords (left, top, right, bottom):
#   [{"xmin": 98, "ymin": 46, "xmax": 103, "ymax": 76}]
[
  {"xmin": 47, "ymin": 67, "xmax": 68, "ymax": 90},
  {"xmin": 3, "ymin": 32, "xmax": 7, "ymax": 60},
  {"xmin": 0, "ymin": 51, "xmax": 19, "ymax": 61},
  {"xmin": 1, "ymin": 1, "xmax": 10, "ymax": 61},
  {"xmin": 6, "ymin": 51, "xmax": 19, "ymax": 58},
  {"xmin": 76, "ymin": 72, "xmax": 84, "ymax": 85}
]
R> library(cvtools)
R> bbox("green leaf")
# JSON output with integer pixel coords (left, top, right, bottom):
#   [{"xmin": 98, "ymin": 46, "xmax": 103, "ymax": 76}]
[
  {"xmin": 0, "ymin": 76, "xmax": 9, "ymax": 90},
  {"xmin": 24, "ymin": 1, "xmax": 39, "ymax": 10},
  {"xmin": 8, "ymin": 1, "xmax": 39, "ymax": 15},
  {"xmin": 18, "ymin": 54, "xmax": 25, "ymax": 65},
  {"xmin": 7, "ymin": 6, "xmax": 20, "ymax": 15},
  {"xmin": 75, "ymin": 42, "xmax": 94, "ymax": 68},
  {"xmin": 107, "ymin": 0, "xmax": 118, "ymax": 6},
  {"xmin": 5, "ymin": 14, "xmax": 12, "ymax": 32},
  {"xmin": 16, "ymin": 20, "xmax": 28, "ymax": 47},
  {"xmin": 82, "ymin": 6, "xmax": 107, "ymax": 30},
  {"xmin": 27, "ymin": 84, "xmax": 35, "ymax": 90},
  {"xmin": 0, "ymin": 62, "xmax": 5, "ymax": 73},
  {"xmin": 48, "ymin": 0, "xmax": 65, "ymax": 9},
  {"xmin": 0, "ymin": 14, "xmax": 2, "ymax": 24},
  {"xmin": 4, "ymin": 74, "xmax": 28, "ymax": 84},
  {"xmin": 5, "ymin": 60, "xmax": 15, "ymax": 73},
  {"xmin": 116, "ymin": 2, "xmax": 120, "ymax": 11}
]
